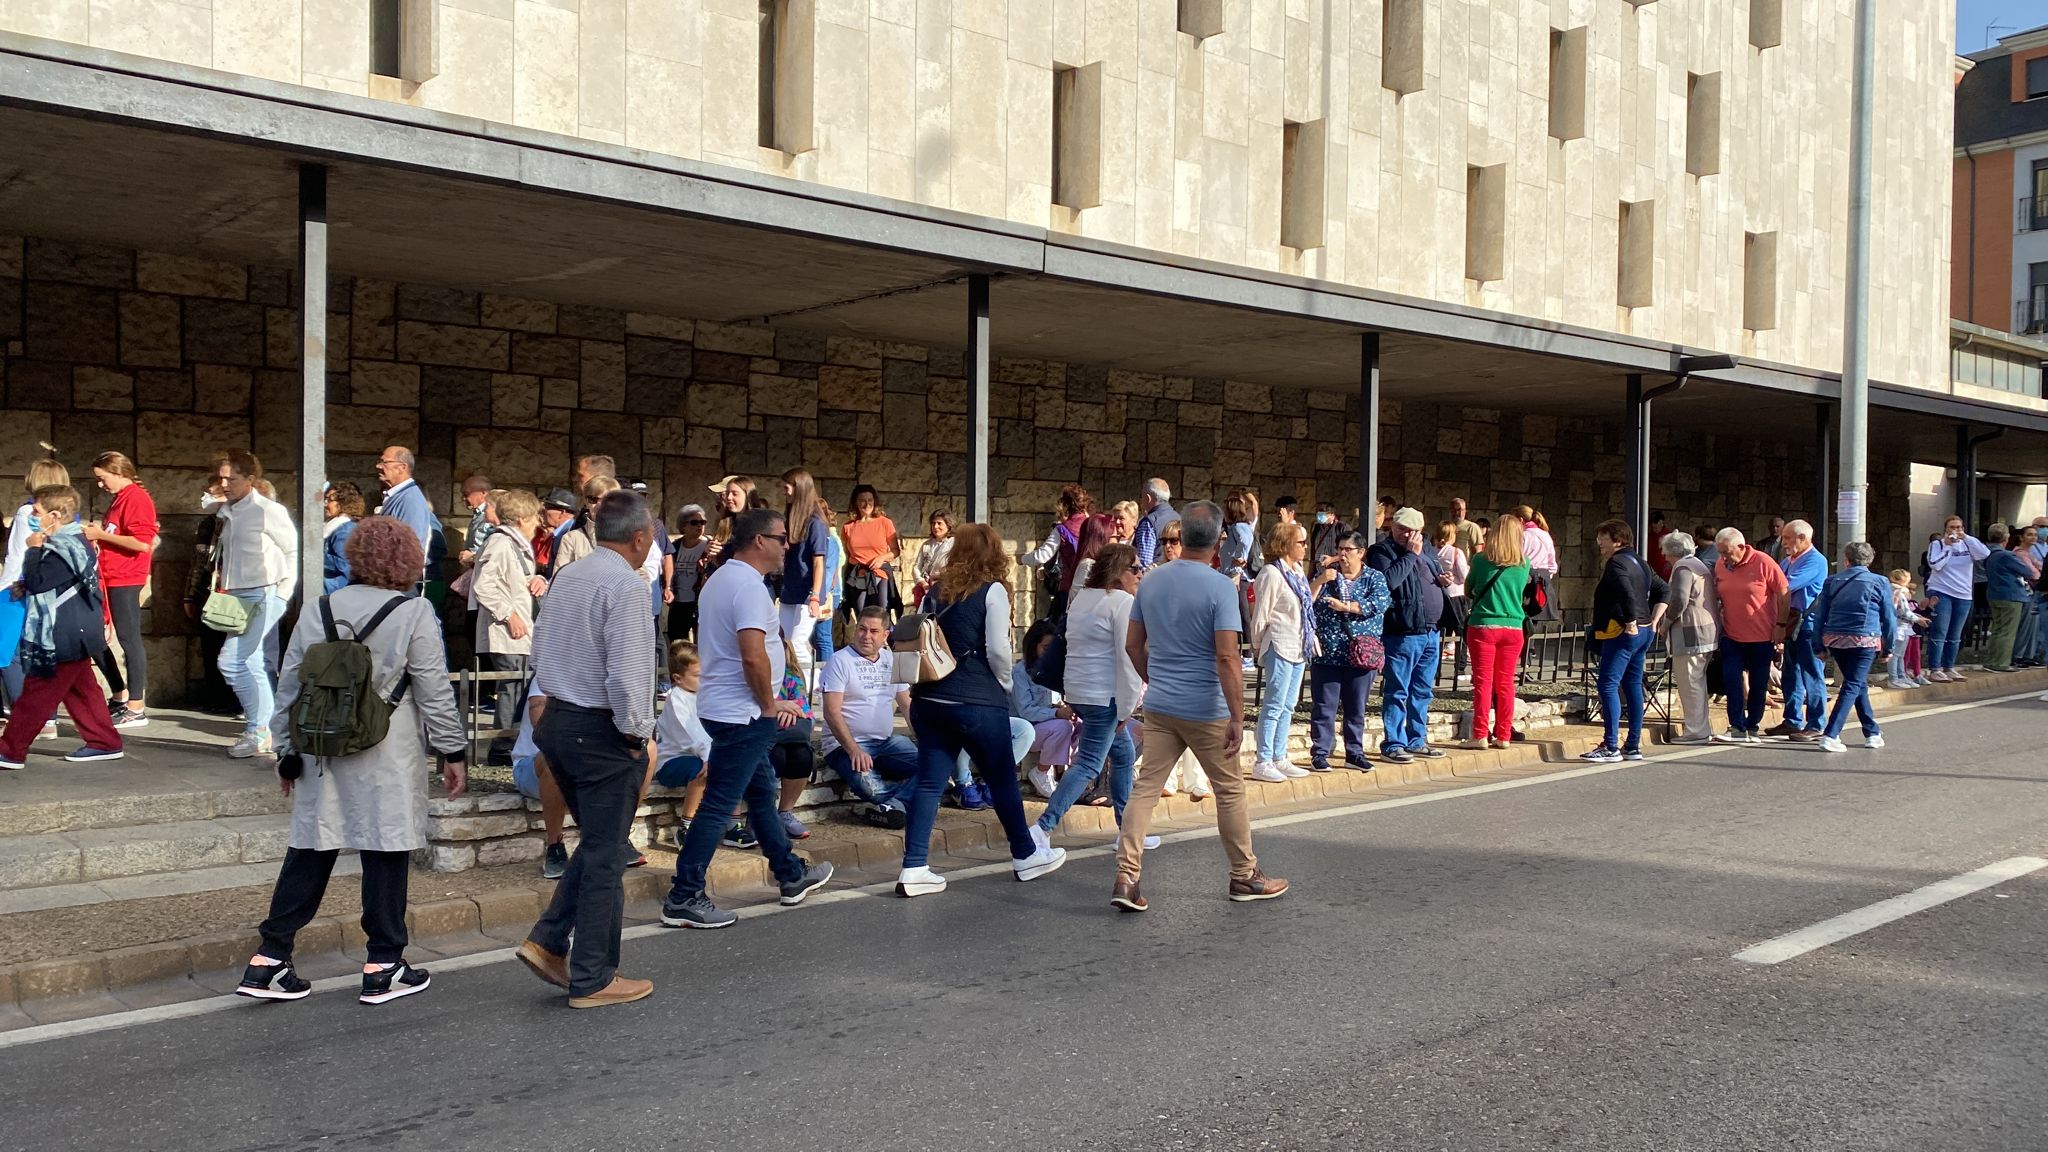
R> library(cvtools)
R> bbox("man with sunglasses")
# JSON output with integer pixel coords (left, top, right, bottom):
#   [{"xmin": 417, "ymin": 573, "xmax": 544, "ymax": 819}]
[{"xmin": 669, "ymin": 503, "xmax": 712, "ymax": 645}]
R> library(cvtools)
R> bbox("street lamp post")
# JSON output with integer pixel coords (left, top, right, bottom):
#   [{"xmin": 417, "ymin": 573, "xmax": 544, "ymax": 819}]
[{"xmin": 1836, "ymin": 0, "xmax": 1876, "ymax": 547}]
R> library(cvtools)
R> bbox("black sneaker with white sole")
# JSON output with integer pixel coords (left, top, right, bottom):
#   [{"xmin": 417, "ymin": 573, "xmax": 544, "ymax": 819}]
[
  {"xmin": 359, "ymin": 961, "xmax": 431, "ymax": 1004},
  {"xmin": 661, "ymin": 893, "xmax": 738, "ymax": 929},
  {"xmin": 778, "ymin": 860, "xmax": 834, "ymax": 906},
  {"xmin": 235, "ymin": 959, "xmax": 312, "ymax": 1002}
]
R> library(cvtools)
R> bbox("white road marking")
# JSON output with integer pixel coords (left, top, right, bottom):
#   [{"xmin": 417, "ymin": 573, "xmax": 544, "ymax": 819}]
[
  {"xmin": 1731, "ymin": 855, "xmax": 2047, "ymax": 966},
  {"xmin": 2, "ymin": 687, "xmax": 2041, "ymax": 1052}
]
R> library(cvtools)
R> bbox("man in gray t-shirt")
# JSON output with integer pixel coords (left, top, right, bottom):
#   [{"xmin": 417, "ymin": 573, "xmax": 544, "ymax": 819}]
[{"xmin": 1112, "ymin": 500, "xmax": 1290, "ymax": 914}]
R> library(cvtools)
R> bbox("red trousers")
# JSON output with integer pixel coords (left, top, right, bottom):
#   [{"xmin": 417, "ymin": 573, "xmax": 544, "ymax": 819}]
[
  {"xmin": 1466, "ymin": 626, "xmax": 1526, "ymax": 743},
  {"xmin": 1, "ymin": 658, "xmax": 121, "ymax": 761}
]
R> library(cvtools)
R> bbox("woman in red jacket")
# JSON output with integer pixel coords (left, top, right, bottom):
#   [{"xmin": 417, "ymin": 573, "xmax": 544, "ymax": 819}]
[{"xmin": 84, "ymin": 452, "xmax": 157, "ymax": 729}]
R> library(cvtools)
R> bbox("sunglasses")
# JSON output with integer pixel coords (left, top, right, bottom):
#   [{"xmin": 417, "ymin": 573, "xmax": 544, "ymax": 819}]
[{"xmin": 683, "ymin": 519, "xmax": 706, "ymax": 526}]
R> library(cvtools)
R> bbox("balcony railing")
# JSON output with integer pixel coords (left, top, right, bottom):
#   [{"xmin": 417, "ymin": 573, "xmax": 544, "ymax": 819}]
[
  {"xmin": 2017, "ymin": 289, "xmax": 2048, "ymax": 337},
  {"xmin": 2020, "ymin": 195, "xmax": 2048, "ymax": 233}
]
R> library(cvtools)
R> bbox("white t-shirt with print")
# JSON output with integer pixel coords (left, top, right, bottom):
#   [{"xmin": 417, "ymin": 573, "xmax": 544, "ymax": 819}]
[{"xmin": 817, "ymin": 644, "xmax": 901, "ymax": 754}]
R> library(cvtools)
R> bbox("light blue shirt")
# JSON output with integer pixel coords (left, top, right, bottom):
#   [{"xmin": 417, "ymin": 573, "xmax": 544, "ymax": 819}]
[
  {"xmin": 1781, "ymin": 547, "xmax": 1827, "ymax": 616},
  {"xmin": 1130, "ymin": 559, "xmax": 1241, "ymax": 722},
  {"xmin": 378, "ymin": 479, "xmax": 437, "ymax": 555}
]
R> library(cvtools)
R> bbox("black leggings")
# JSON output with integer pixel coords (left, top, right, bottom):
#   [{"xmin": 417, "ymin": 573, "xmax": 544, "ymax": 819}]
[
  {"xmin": 258, "ymin": 847, "xmax": 411, "ymax": 964},
  {"xmin": 92, "ymin": 585, "xmax": 146, "ymax": 703},
  {"xmin": 769, "ymin": 737, "xmax": 814, "ymax": 782}
]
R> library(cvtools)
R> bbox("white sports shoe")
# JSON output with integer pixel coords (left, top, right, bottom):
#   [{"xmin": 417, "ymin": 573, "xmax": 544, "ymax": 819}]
[
  {"xmin": 895, "ymin": 866, "xmax": 947, "ymax": 898},
  {"xmin": 1012, "ymin": 844, "xmax": 1067, "ymax": 882},
  {"xmin": 1865, "ymin": 734, "xmax": 1885, "ymax": 749},
  {"xmin": 1817, "ymin": 736, "xmax": 1846, "ymax": 753},
  {"xmin": 228, "ymin": 730, "xmax": 271, "ymax": 759},
  {"xmin": 1277, "ymin": 761, "xmax": 1310, "ymax": 778},
  {"xmin": 1250, "ymin": 761, "xmax": 1289, "ymax": 783},
  {"xmin": 1029, "ymin": 824, "xmax": 1052, "ymax": 855},
  {"xmin": 1027, "ymin": 766, "xmax": 1057, "ymax": 799},
  {"xmin": 1142, "ymin": 835, "xmax": 1162, "ymax": 850}
]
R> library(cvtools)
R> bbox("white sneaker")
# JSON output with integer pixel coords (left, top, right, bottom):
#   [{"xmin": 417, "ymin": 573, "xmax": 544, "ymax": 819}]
[
  {"xmin": 1915, "ymin": 676, "xmax": 1934, "ymax": 687},
  {"xmin": 1012, "ymin": 844, "xmax": 1067, "ymax": 882},
  {"xmin": 1817, "ymin": 736, "xmax": 1846, "ymax": 753},
  {"xmin": 1277, "ymin": 761, "xmax": 1310, "ymax": 778},
  {"xmin": 1142, "ymin": 834, "xmax": 1161, "ymax": 850},
  {"xmin": 1713, "ymin": 728, "xmax": 1752, "ymax": 745},
  {"xmin": 228, "ymin": 730, "xmax": 271, "ymax": 759},
  {"xmin": 36, "ymin": 721, "xmax": 57, "ymax": 741},
  {"xmin": 1949, "ymin": 669, "xmax": 1968, "ymax": 681},
  {"xmin": 1250, "ymin": 761, "xmax": 1288, "ymax": 783},
  {"xmin": 1029, "ymin": 824, "xmax": 1052, "ymax": 855},
  {"xmin": 1927, "ymin": 670, "xmax": 1950, "ymax": 683},
  {"xmin": 1027, "ymin": 766, "xmax": 1057, "ymax": 799},
  {"xmin": 1865, "ymin": 734, "xmax": 1885, "ymax": 749},
  {"xmin": 895, "ymin": 866, "xmax": 947, "ymax": 898}
]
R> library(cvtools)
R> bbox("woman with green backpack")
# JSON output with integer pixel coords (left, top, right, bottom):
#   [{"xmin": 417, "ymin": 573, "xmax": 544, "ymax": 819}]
[{"xmin": 236, "ymin": 516, "xmax": 467, "ymax": 1008}]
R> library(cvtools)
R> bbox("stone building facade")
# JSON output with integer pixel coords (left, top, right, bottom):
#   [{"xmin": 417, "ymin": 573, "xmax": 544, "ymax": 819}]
[
  {"xmin": 0, "ymin": 233, "xmax": 1910, "ymax": 705},
  {"xmin": 0, "ymin": 0, "xmax": 1955, "ymax": 394}
]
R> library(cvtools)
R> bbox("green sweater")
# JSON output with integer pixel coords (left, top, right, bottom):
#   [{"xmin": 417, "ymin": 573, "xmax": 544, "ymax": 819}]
[{"xmin": 1466, "ymin": 556, "xmax": 1531, "ymax": 628}]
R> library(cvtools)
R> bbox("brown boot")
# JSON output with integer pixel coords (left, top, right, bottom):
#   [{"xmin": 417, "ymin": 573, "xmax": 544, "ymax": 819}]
[
  {"xmin": 515, "ymin": 940, "xmax": 569, "ymax": 989},
  {"xmin": 568, "ymin": 975, "xmax": 654, "ymax": 1009},
  {"xmin": 1110, "ymin": 878, "xmax": 1147, "ymax": 913},
  {"xmin": 1228, "ymin": 870, "xmax": 1291, "ymax": 902}
]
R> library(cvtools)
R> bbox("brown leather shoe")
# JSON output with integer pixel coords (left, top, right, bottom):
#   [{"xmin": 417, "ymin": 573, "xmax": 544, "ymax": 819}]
[
  {"xmin": 1788, "ymin": 728, "xmax": 1822, "ymax": 743},
  {"xmin": 515, "ymin": 940, "xmax": 569, "ymax": 990},
  {"xmin": 568, "ymin": 975, "xmax": 653, "ymax": 1009},
  {"xmin": 1110, "ymin": 878, "xmax": 1147, "ymax": 913},
  {"xmin": 1228, "ymin": 870, "xmax": 1291, "ymax": 902}
]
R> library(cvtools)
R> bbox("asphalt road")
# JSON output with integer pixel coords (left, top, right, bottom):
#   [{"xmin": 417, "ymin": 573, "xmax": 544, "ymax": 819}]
[{"xmin": 6, "ymin": 690, "xmax": 2045, "ymax": 1152}]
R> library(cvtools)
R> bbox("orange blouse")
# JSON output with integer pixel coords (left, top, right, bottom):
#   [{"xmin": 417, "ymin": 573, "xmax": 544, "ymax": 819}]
[{"xmin": 843, "ymin": 515, "xmax": 898, "ymax": 572}]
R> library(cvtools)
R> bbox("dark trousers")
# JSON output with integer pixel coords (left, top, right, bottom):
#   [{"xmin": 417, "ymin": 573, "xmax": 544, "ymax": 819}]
[
  {"xmin": 1308, "ymin": 664, "xmax": 1376, "ymax": 765},
  {"xmin": 903, "ymin": 701, "xmax": 1037, "ymax": 870},
  {"xmin": 667, "ymin": 715, "xmax": 809, "ymax": 900},
  {"xmin": 0, "ymin": 658, "xmax": 121, "ymax": 761},
  {"xmin": 667, "ymin": 601, "xmax": 698, "ymax": 646},
  {"xmin": 258, "ymin": 846, "xmax": 410, "ymax": 964},
  {"xmin": 480, "ymin": 651, "xmax": 526, "ymax": 760},
  {"xmin": 91, "ymin": 583, "xmax": 146, "ymax": 702},
  {"xmin": 527, "ymin": 702, "xmax": 645, "ymax": 996},
  {"xmin": 1720, "ymin": 639, "xmax": 1777, "ymax": 732}
]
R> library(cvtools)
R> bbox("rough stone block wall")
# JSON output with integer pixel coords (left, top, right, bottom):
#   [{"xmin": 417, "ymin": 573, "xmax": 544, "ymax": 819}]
[{"xmin": 0, "ymin": 234, "xmax": 1910, "ymax": 705}]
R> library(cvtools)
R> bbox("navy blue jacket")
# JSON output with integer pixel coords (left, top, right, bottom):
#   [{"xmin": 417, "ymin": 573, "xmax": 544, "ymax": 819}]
[
  {"xmin": 1365, "ymin": 537, "xmax": 1444, "ymax": 637},
  {"xmin": 21, "ymin": 545, "xmax": 107, "ymax": 665}
]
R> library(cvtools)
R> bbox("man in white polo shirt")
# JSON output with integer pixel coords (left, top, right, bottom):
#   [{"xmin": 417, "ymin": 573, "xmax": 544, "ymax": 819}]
[{"xmin": 820, "ymin": 606, "xmax": 920, "ymax": 829}]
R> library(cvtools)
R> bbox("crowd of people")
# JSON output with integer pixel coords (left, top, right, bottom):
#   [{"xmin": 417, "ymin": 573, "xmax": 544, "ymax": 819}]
[{"xmin": 3, "ymin": 438, "xmax": 2044, "ymax": 1009}]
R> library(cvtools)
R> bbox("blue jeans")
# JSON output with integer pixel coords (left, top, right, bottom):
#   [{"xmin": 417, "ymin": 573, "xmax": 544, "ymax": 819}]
[
  {"xmin": 1822, "ymin": 646, "xmax": 1880, "ymax": 739},
  {"xmin": 219, "ymin": 590, "xmax": 286, "ymax": 732},
  {"xmin": 1036, "ymin": 701, "xmax": 1135, "ymax": 831},
  {"xmin": 1781, "ymin": 622, "xmax": 1828, "ymax": 729},
  {"xmin": 955, "ymin": 716, "xmax": 1031, "ymax": 787},
  {"xmin": 1928, "ymin": 592, "xmax": 1971, "ymax": 671},
  {"xmin": 1720, "ymin": 639, "xmax": 1776, "ymax": 732},
  {"xmin": 825, "ymin": 736, "xmax": 922, "ymax": 809},
  {"xmin": 812, "ymin": 613, "xmax": 835, "ymax": 667},
  {"xmin": 1597, "ymin": 628, "xmax": 1653, "ymax": 751},
  {"xmin": 1256, "ymin": 651, "xmax": 1305, "ymax": 763},
  {"xmin": 667, "ymin": 716, "xmax": 809, "ymax": 900},
  {"xmin": 1379, "ymin": 632, "xmax": 1438, "ymax": 754},
  {"xmin": 905, "ymin": 701, "xmax": 1036, "ymax": 870},
  {"xmin": 1885, "ymin": 648, "xmax": 1908, "ymax": 684}
]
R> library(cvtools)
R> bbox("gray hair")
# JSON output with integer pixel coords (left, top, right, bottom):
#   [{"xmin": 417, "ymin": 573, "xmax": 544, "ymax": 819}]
[
  {"xmin": 1988, "ymin": 522, "xmax": 2010, "ymax": 545},
  {"xmin": 386, "ymin": 447, "xmax": 416, "ymax": 469},
  {"xmin": 1143, "ymin": 477, "xmax": 1171, "ymax": 503},
  {"xmin": 592, "ymin": 490, "xmax": 652, "ymax": 543},
  {"xmin": 1841, "ymin": 540, "xmax": 1875, "ymax": 568},
  {"xmin": 1783, "ymin": 519, "xmax": 1813, "ymax": 541},
  {"xmin": 1180, "ymin": 500, "xmax": 1224, "ymax": 550},
  {"xmin": 1714, "ymin": 527, "xmax": 1746, "ymax": 548},
  {"xmin": 1660, "ymin": 531, "xmax": 1696, "ymax": 559}
]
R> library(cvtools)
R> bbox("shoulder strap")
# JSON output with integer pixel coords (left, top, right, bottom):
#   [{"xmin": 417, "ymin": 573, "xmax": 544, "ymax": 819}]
[
  {"xmin": 319, "ymin": 595, "xmax": 338, "ymax": 643},
  {"xmin": 348, "ymin": 593, "xmax": 411, "ymax": 643},
  {"xmin": 1468, "ymin": 563, "xmax": 1507, "ymax": 608}
]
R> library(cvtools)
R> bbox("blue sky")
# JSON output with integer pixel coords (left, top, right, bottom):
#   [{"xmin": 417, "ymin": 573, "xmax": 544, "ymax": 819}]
[{"xmin": 1957, "ymin": 0, "xmax": 2044, "ymax": 53}]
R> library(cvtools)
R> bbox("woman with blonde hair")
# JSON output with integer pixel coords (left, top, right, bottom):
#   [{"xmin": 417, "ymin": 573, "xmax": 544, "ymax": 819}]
[
  {"xmin": 1464, "ymin": 517, "xmax": 1531, "ymax": 748},
  {"xmin": 896, "ymin": 523, "xmax": 1067, "ymax": 898},
  {"xmin": 470, "ymin": 488, "xmax": 541, "ymax": 764},
  {"xmin": 1109, "ymin": 501, "xmax": 1139, "ymax": 545},
  {"xmin": 1248, "ymin": 521, "xmax": 1316, "ymax": 780}
]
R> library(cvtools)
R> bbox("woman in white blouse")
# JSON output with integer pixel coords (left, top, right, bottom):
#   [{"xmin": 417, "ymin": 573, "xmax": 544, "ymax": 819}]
[
  {"xmin": 1033, "ymin": 543, "xmax": 1152, "ymax": 844},
  {"xmin": 1248, "ymin": 523, "xmax": 1317, "ymax": 782}
]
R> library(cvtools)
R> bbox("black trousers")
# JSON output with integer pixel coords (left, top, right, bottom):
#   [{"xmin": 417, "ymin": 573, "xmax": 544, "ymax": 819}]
[
  {"xmin": 480, "ymin": 651, "xmax": 527, "ymax": 760},
  {"xmin": 528, "ymin": 701, "xmax": 643, "ymax": 996},
  {"xmin": 667, "ymin": 601, "xmax": 698, "ymax": 646},
  {"xmin": 258, "ymin": 846, "xmax": 411, "ymax": 965},
  {"xmin": 92, "ymin": 584, "xmax": 147, "ymax": 702}
]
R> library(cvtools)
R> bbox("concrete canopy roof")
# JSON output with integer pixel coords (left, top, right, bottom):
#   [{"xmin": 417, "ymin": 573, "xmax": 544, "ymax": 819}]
[{"xmin": 1, "ymin": 35, "xmax": 2044, "ymax": 473}]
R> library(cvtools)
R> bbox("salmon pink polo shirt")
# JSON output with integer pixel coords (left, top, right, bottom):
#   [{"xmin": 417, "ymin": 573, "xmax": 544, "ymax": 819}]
[{"xmin": 1712, "ymin": 545, "xmax": 1787, "ymax": 644}]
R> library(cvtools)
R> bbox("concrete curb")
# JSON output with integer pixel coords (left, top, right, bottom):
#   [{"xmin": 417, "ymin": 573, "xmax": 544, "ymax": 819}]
[{"xmin": 1, "ymin": 666, "xmax": 2038, "ymax": 1016}]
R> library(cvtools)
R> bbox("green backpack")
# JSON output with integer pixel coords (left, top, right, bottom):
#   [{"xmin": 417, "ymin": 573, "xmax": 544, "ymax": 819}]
[{"xmin": 289, "ymin": 594, "xmax": 412, "ymax": 759}]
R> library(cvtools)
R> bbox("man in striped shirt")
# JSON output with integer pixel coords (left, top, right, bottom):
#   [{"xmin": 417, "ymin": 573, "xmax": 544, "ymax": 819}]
[{"xmin": 515, "ymin": 490, "xmax": 661, "ymax": 1009}]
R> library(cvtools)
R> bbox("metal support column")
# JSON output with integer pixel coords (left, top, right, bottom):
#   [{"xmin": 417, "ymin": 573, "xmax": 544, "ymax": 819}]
[
  {"xmin": 1835, "ymin": 0, "xmax": 1875, "ymax": 546},
  {"xmin": 1359, "ymin": 332, "xmax": 1380, "ymax": 526},
  {"xmin": 964, "ymin": 274, "xmax": 991, "ymax": 524},
  {"xmin": 297, "ymin": 164, "xmax": 328, "ymax": 604},
  {"xmin": 1955, "ymin": 425, "xmax": 1974, "ymax": 526},
  {"xmin": 1625, "ymin": 374, "xmax": 1648, "ymax": 549},
  {"xmin": 1813, "ymin": 403, "xmax": 1834, "ymax": 557}
]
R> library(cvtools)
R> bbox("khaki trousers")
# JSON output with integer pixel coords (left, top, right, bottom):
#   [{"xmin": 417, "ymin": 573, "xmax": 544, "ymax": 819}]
[
  {"xmin": 1674, "ymin": 649, "xmax": 1714, "ymax": 740},
  {"xmin": 1116, "ymin": 712, "xmax": 1257, "ymax": 884}
]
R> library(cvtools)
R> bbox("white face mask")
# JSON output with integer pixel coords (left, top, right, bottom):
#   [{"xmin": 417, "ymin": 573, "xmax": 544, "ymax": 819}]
[{"xmin": 199, "ymin": 492, "xmax": 224, "ymax": 512}]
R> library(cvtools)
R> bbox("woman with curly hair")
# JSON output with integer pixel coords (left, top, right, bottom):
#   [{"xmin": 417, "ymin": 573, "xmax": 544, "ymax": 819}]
[
  {"xmin": 237, "ymin": 516, "xmax": 467, "ymax": 1008},
  {"xmin": 321, "ymin": 481, "xmax": 367, "ymax": 594},
  {"xmin": 896, "ymin": 523, "xmax": 1068, "ymax": 898}
]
